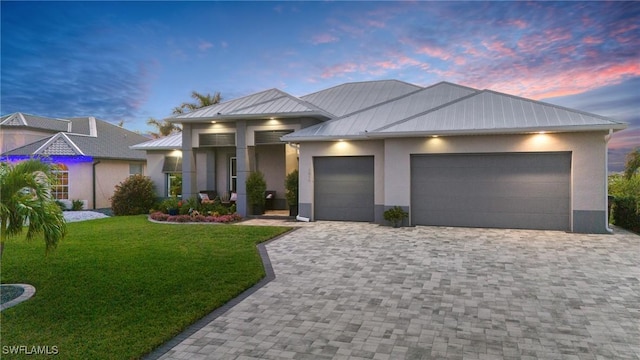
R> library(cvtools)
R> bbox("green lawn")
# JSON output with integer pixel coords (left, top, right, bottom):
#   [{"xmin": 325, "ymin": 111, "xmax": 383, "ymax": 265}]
[{"xmin": 0, "ymin": 216, "xmax": 291, "ymax": 359}]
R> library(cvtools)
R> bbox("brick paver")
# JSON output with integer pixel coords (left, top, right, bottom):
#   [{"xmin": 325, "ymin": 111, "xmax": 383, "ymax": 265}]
[{"xmin": 156, "ymin": 222, "xmax": 639, "ymax": 359}]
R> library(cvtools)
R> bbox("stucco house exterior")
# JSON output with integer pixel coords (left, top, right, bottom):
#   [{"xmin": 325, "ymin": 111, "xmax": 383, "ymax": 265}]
[
  {"xmin": 1, "ymin": 112, "xmax": 149, "ymax": 209},
  {"xmin": 135, "ymin": 80, "xmax": 625, "ymax": 233}
]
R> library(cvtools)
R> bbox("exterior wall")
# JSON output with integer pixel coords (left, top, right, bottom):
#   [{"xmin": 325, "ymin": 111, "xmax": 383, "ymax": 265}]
[
  {"xmin": 298, "ymin": 140, "xmax": 385, "ymax": 222},
  {"xmin": 0, "ymin": 128, "xmax": 52, "ymax": 153},
  {"xmin": 256, "ymin": 144, "xmax": 287, "ymax": 209},
  {"xmin": 93, "ymin": 160, "xmax": 146, "ymax": 209},
  {"xmin": 298, "ymin": 132, "xmax": 609, "ymax": 233},
  {"xmin": 146, "ymin": 150, "xmax": 181, "ymax": 198},
  {"xmin": 383, "ymin": 132, "xmax": 609, "ymax": 233}
]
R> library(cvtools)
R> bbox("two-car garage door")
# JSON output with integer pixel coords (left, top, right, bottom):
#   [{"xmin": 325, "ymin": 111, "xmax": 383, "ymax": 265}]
[{"xmin": 411, "ymin": 152, "xmax": 571, "ymax": 231}]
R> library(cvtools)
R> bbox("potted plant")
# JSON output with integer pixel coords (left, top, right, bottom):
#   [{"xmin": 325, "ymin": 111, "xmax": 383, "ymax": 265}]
[
  {"xmin": 246, "ymin": 171, "xmax": 266, "ymax": 215},
  {"xmin": 383, "ymin": 206, "xmax": 408, "ymax": 228},
  {"xmin": 162, "ymin": 197, "xmax": 180, "ymax": 215},
  {"xmin": 285, "ymin": 169, "xmax": 299, "ymax": 216}
]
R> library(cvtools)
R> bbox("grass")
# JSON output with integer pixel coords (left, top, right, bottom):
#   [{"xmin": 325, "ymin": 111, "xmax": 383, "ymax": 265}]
[{"xmin": 0, "ymin": 215, "xmax": 291, "ymax": 359}]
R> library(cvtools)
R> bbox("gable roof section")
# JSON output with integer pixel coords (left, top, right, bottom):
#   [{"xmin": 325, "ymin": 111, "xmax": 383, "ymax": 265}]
[
  {"xmin": 0, "ymin": 112, "xmax": 70, "ymax": 132},
  {"xmin": 300, "ymin": 79, "xmax": 422, "ymax": 117},
  {"xmin": 172, "ymin": 88, "xmax": 331, "ymax": 120},
  {"xmin": 371, "ymin": 89, "xmax": 627, "ymax": 137},
  {"xmin": 283, "ymin": 82, "xmax": 477, "ymax": 141}
]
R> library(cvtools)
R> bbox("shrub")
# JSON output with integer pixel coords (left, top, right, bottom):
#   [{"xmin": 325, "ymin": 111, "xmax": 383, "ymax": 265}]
[
  {"xmin": 71, "ymin": 199, "xmax": 84, "ymax": 211},
  {"xmin": 611, "ymin": 196, "xmax": 640, "ymax": 233},
  {"xmin": 285, "ymin": 169, "xmax": 299, "ymax": 206},
  {"xmin": 111, "ymin": 175, "xmax": 156, "ymax": 216},
  {"xmin": 246, "ymin": 171, "xmax": 267, "ymax": 210},
  {"xmin": 383, "ymin": 206, "xmax": 409, "ymax": 227}
]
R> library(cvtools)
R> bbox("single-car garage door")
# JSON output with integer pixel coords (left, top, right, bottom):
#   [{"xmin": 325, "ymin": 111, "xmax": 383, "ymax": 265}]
[
  {"xmin": 411, "ymin": 152, "xmax": 571, "ymax": 231},
  {"xmin": 314, "ymin": 156, "xmax": 374, "ymax": 221}
]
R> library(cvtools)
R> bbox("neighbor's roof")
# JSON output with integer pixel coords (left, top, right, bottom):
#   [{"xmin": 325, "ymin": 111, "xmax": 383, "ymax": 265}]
[
  {"xmin": 0, "ymin": 112, "xmax": 71, "ymax": 132},
  {"xmin": 171, "ymin": 88, "xmax": 332, "ymax": 121},
  {"xmin": 2, "ymin": 116, "xmax": 149, "ymax": 160},
  {"xmin": 369, "ymin": 89, "xmax": 627, "ymax": 137},
  {"xmin": 130, "ymin": 133, "xmax": 182, "ymax": 150}
]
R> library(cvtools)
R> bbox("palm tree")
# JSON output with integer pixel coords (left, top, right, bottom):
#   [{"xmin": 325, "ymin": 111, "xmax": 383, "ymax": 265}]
[
  {"xmin": 624, "ymin": 147, "xmax": 640, "ymax": 179},
  {"xmin": 0, "ymin": 159, "xmax": 67, "ymax": 259},
  {"xmin": 172, "ymin": 91, "xmax": 222, "ymax": 115},
  {"xmin": 146, "ymin": 118, "xmax": 182, "ymax": 139}
]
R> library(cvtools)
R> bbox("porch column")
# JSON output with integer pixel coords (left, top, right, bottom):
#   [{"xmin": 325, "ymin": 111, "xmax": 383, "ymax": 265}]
[
  {"xmin": 181, "ymin": 123, "xmax": 197, "ymax": 199},
  {"xmin": 236, "ymin": 120, "xmax": 249, "ymax": 216}
]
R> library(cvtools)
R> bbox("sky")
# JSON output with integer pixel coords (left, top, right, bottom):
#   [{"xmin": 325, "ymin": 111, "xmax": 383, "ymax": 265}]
[{"xmin": 1, "ymin": 1, "xmax": 638, "ymax": 171}]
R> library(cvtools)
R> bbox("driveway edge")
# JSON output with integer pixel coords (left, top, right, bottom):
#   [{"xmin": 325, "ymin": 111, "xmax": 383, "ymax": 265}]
[{"xmin": 142, "ymin": 227, "xmax": 298, "ymax": 360}]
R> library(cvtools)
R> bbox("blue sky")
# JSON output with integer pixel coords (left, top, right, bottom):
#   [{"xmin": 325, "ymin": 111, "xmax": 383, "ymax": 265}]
[{"xmin": 1, "ymin": 1, "xmax": 638, "ymax": 170}]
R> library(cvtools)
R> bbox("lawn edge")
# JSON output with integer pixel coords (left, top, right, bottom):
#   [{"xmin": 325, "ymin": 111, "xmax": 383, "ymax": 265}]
[{"xmin": 142, "ymin": 226, "xmax": 298, "ymax": 360}]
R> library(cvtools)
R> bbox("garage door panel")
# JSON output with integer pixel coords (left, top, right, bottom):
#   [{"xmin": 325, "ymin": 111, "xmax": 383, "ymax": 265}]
[
  {"xmin": 314, "ymin": 156, "xmax": 374, "ymax": 222},
  {"xmin": 416, "ymin": 210, "xmax": 570, "ymax": 230},
  {"xmin": 411, "ymin": 152, "xmax": 571, "ymax": 231}
]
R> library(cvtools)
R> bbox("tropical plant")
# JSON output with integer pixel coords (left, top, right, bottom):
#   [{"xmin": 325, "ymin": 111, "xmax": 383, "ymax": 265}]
[
  {"xmin": 172, "ymin": 91, "xmax": 222, "ymax": 115},
  {"xmin": 383, "ymin": 206, "xmax": 409, "ymax": 228},
  {"xmin": 146, "ymin": 118, "xmax": 182, "ymax": 139},
  {"xmin": 111, "ymin": 174, "xmax": 156, "ymax": 216},
  {"xmin": 71, "ymin": 199, "xmax": 84, "ymax": 211},
  {"xmin": 624, "ymin": 147, "xmax": 640, "ymax": 180},
  {"xmin": 0, "ymin": 159, "xmax": 67, "ymax": 258},
  {"xmin": 246, "ymin": 171, "xmax": 267, "ymax": 213}
]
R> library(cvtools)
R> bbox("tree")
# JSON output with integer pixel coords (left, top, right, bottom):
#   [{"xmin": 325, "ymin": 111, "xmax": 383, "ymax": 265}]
[
  {"xmin": 0, "ymin": 159, "xmax": 67, "ymax": 258},
  {"xmin": 146, "ymin": 117, "xmax": 182, "ymax": 139},
  {"xmin": 172, "ymin": 91, "xmax": 222, "ymax": 115},
  {"xmin": 624, "ymin": 147, "xmax": 640, "ymax": 180}
]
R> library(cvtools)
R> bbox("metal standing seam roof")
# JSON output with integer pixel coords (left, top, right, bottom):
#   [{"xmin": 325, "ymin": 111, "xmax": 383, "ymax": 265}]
[
  {"xmin": 371, "ymin": 89, "xmax": 627, "ymax": 137},
  {"xmin": 284, "ymin": 82, "xmax": 477, "ymax": 140},
  {"xmin": 171, "ymin": 88, "xmax": 331, "ymax": 120},
  {"xmin": 130, "ymin": 133, "xmax": 182, "ymax": 150},
  {"xmin": 300, "ymin": 79, "xmax": 422, "ymax": 117}
]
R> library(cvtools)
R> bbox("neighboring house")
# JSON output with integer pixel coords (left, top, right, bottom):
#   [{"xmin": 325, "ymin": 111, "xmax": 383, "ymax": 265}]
[
  {"xmin": 134, "ymin": 80, "xmax": 626, "ymax": 233},
  {"xmin": 0, "ymin": 112, "xmax": 149, "ymax": 209}
]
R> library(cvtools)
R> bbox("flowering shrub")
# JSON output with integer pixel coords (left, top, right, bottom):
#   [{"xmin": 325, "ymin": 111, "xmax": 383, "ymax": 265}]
[{"xmin": 149, "ymin": 212, "xmax": 241, "ymax": 224}]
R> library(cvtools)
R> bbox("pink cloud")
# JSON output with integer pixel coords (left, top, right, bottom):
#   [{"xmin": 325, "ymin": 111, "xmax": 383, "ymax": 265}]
[
  {"xmin": 506, "ymin": 19, "xmax": 528, "ymax": 29},
  {"xmin": 416, "ymin": 45, "xmax": 452, "ymax": 61},
  {"xmin": 321, "ymin": 62, "xmax": 363, "ymax": 78},
  {"xmin": 465, "ymin": 60, "xmax": 640, "ymax": 100},
  {"xmin": 311, "ymin": 33, "xmax": 339, "ymax": 45},
  {"xmin": 609, "ymin": 127, "xmax": 640, "ymax": 150},
  {"xmin": 481, "ymin": 40, "xmax": 516, "ymax": 57},
  {"xmin": 583, "ymin": 36, "xmax": 603, "ymax": 45}
]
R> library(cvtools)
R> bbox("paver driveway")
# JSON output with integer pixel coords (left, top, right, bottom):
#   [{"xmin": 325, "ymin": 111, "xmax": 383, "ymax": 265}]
[{"xmin": 156, "ymin": 222, "xmax": 639, "ymax": 360}]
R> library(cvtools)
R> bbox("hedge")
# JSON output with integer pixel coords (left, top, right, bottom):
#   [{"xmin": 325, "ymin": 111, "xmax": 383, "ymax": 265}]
[{"xmin": 611, "ymin": 196, "xmax": 640, "ymax": 233}]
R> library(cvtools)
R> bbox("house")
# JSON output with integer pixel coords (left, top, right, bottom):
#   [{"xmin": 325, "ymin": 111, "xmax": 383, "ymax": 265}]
[
  {"xmin": 0, "ymin": 112, "xmax": 149, "ymax": 209},
  {"xmin": 134, "ymin": 80, "xmax": 626, "ymax": 233}
]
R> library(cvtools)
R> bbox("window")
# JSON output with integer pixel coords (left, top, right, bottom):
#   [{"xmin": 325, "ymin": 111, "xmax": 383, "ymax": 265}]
[
  {"xmin": 167, "ymin": 173, "xmax": 182, "ymax": 197},
  {"xmin": 129, "ymin": 163, "xmax": 143, "ymax": 176},
  {"xmin": 230, "ymin": 157, "xmax": 237, "ymax": 192},
  {"xmin": 51, "ymin": 164, "xmax": 69, "ymax": 200}
]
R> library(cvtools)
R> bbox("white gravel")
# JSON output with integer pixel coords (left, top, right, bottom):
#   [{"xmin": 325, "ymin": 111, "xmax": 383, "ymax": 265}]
[{"xmin": 63, "ymin": 211, "xmax": 110, "ymax": 222}]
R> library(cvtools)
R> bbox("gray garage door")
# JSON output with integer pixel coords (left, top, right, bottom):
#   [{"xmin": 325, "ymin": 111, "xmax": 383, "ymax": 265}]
[
  {"xmin": 314, "ymin": 156, "xmax": 374, "ymax": 221},
  {"xmin": 411, "ymin": 152, "xmax": 571, "ymax": 231}
]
